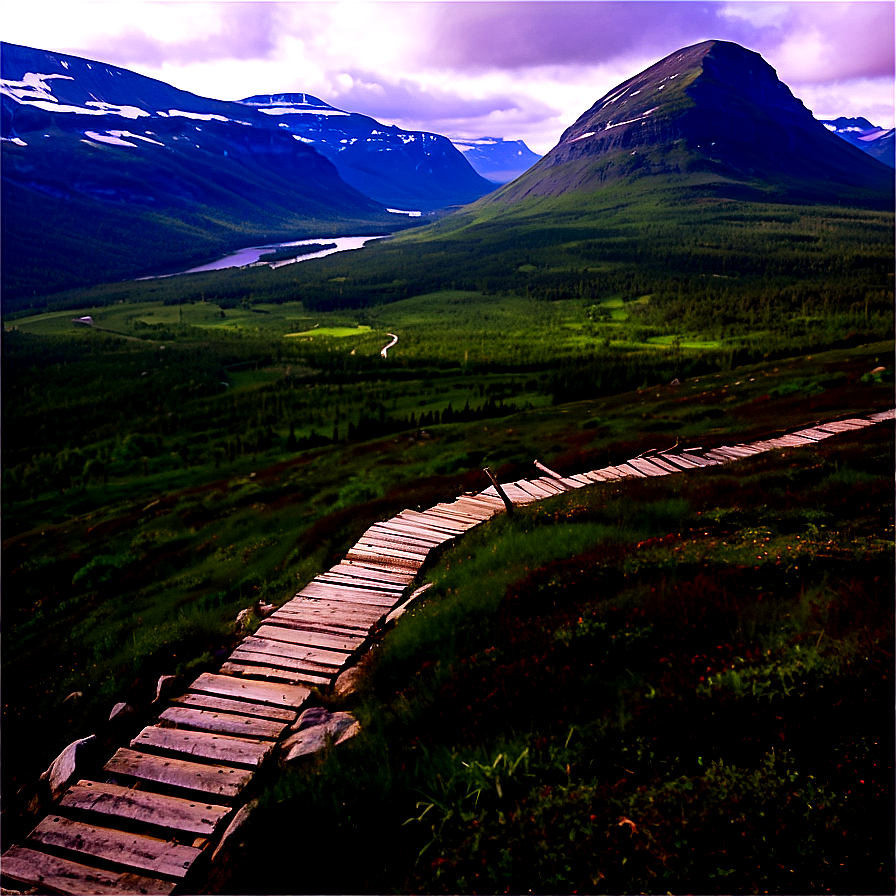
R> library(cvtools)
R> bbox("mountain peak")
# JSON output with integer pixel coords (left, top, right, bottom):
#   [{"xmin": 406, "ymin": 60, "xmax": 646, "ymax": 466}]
[{"xmin": 489, "ymin": 40, "xmax": 892, "ymax": 205}]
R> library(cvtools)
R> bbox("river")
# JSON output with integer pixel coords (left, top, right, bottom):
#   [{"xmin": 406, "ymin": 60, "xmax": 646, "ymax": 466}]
[{"xmin": 141, "ymin": 234, "xmax": 391, "ymax": 279}]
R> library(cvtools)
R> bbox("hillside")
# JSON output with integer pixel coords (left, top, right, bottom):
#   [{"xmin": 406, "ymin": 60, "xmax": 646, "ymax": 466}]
[{"xmin": 482, "ymin": 40, "xmax": 893, "ymax": 208}]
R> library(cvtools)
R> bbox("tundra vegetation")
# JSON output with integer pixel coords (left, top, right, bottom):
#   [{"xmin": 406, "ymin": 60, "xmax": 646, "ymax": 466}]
[{"xmin": 1, "ymin": 187, "xmax": 893, "ymax": 892}]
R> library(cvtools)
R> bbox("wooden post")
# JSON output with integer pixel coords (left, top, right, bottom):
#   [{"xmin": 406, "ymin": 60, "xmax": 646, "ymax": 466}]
[
  {"xmin": 534, "ymin": 459, "xmax": 564, "ymax": 480},
  {"xmin": 483, "ymin": 467, "xmax": 514, "ymax": 518}
]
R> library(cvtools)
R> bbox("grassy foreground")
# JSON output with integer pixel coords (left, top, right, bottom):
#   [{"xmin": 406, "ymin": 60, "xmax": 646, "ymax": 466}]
[{"xmin": 226, "ymin": 417, "xmax": 893, "ymax": 895}]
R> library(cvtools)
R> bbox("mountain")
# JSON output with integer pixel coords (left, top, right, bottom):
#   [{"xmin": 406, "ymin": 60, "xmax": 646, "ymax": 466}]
[
  {"xmin": 238, "ymin": 94, "xmax": 495, "ymax": 210},
  {"xmin": 0, "ymin": 42, "xmax": 492, "ymax": 300},
  {"xmin": 486, "ymin": 40, "xmax": 893, "ymax": 209},
  {"xmin": 821, "ymin": 117, "xmax": 895, "ymax": 168},
  {"xmin": 449, "ymin": 137, "xmax": 542, "ymax": 184}
]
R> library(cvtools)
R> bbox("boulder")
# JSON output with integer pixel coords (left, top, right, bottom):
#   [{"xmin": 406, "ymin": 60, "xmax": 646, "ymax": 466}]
[
  {"xmin": 108, "ymin": 702, "xmax": 135, "ymax": 723},
  {"xmin": 39, "ymin": 735, "xmax": 97, "ymax": 802},
  {"xmin": 280, "ymin": 708, "xmax": 360, "ymax": 762},
  {"xmin": 333, "ymin": 664, "xmax": 363, "ymax": 697}
]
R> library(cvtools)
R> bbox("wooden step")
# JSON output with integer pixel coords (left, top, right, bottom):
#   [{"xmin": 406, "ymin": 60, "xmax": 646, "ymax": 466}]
[
  {"xmin": 240, "ymin": 634, "xmax": 351, "ymax": 666},
  {"xmin": 61, "ymin": 780, "xmax": 231, "ymax": 836},
  {"xmin": 104, "ymin": 749, "xmax": 252, "ymax": 800},
  {"xmin": 219, "ymin": 662, "xmax": 332, "ymax": 688},
  {"xmin": 254, "ymin": 623, "xmax": 366, "ymax": 652},
  {"xmin": 130, "ymin": 726, "xmax": 274, "ymax": 769},
  {"xmin": 158, "ymin": 706, "xmax": 290, "ymax": 740},
  {"xmin": 298, "ymin": 580, "xmax": 400, "ymax": 606},
  {"xmin": 1, "ymin": 845, "xmax": 174, "ymax": 895},
  {"xmin": 28, "ymin": 815, "xmax": 202, "ymax": 880},
  {"xmin": 189, "ymin": 672, "xmax": 311, "ymax": 709},
  {"xmin": 228, "ymin": 648, "xmax": 344, "ymax": 678},
  {"xmin": 168, "ymin": 692, "xmax": 298, "ymax": 722}
]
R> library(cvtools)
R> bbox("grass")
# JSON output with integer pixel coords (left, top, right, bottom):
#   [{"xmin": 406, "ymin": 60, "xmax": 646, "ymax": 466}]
[{"xmin": 225, "ymin": 419, "xmax": 894, "ymax": 895}]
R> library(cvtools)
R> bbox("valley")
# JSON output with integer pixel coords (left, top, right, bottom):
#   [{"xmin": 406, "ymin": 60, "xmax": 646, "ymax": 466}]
[{"xmin": 1, "ymin": 35, "xmax": 893, "ymax": 896}]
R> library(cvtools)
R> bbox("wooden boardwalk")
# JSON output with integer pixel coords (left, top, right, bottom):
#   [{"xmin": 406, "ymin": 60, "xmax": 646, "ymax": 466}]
[{"xmin": 2, "ymin": 409, "xmax": 892, "ymax": 894}]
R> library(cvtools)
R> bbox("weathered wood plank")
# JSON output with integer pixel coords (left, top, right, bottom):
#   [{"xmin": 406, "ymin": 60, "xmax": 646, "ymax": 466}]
[
  {"xmin": 369, "ymin": 521, "xmax": 452, "ymax": 544},
  {"xmin": 364, "ymin": 525, "xmax": 441, "ymax": 549},
  {"xmin": 868, "ymin": 409, "xmax": 895, "ymax": 421},
  {"xmin": 512, "ymin": 480, "xmax": 554, "ymax": 498},
  {"xmin": 28, "ymin": 816, "xmax": 201, "ymax": 880},
  {"xmin": 219, "ymin": 662, "xmax": 332, "ymax": 688},
  {"xmin": 279, "ymin": 596, "xmax": 387, "ymax": 621},
  {"xmin": 298, "ymin": 581, "xmax": 400, "ymax": 606},
  {"xmin": 229, "ymin": 648, "xmax": 345, "ymax": 678},
  {"xmin": 628, "ymin": 458, "xmax": 672, "ymax": 477},
  {"xmin": 103, "ymin": 750, "xmax": 251, "ymax": 800},
  {"xmin": 318, "ymin": 568, "xmax": 408, "ymax": 590},
  {"xmin": 395, "ymin": 510, "xmax": 470, "ymax": 532},
  {"xmin": 260, "ymin": 613, "xmax": 375, "ymax": 636},
  {"xmin": 608, "ymin": 463, "xmax": 647, "ymax": 478},
  {"xmin": 242, "ymin": 634, "xmax": 352, "ymax": 666},
  {"xmin": 345, "ymin": 548, "xmax": 424, "ymax": 569},
  {"xmin": 131, "ymin": 726, "xmax": 274, "ymax": 768},
  {"xmin": 61, "ymin": 780, "xmax": 231, "ymax": 836},
  {"xmin": 793, "ymin": 427, "xmax": 836, "ymax": 440},
  {"xmin": 590, "ymin": 467, "xmax": 624, "ymax": 480},
  {"xmin": 158, "ymin": 706, "xmax": 289, "ymax": 740},
  {"xmin": 0, "ymin": 845, "xmax": 175, "ymax": 895},
  {"xmin": 189, "ymin": 672, "xmax": 310, "ymax": 709},
  {"xmin": 660, "ymin": 453, "xmax": 702, "ymax": 469},
  {"xmin": 169, "ymin": 692, "xmax": 297, "ymax": 722},
  {"xmin": 678, "ymin": 453, "xmax": 719, "ymax": 466},
  {"xmin": 640, "ymin": 456, "xmax": 681, "ymax": 473},
  {"xmin": 351, "ymin": 540, "xmax": 432, "ymax": 562},
  {"xmin": 254, "ymin": 623, "xmax": 366, "ymax": 652},
  {"xmin": 325, "ymin": 563, "xmax": 411, "ymax": 590},
  {"xmin": 341, "ymin": 558, "xmax": 421, "ymax": 579}
]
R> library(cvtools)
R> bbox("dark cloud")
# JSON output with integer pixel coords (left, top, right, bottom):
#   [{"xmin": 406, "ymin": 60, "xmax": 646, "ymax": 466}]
[
  {"xmin": 330, "ymin": 69, "xmax": 559, "ymax": 128},
  {"xmin": 424, "ymin": 2, "xmax": 761, "ymax": 70}
]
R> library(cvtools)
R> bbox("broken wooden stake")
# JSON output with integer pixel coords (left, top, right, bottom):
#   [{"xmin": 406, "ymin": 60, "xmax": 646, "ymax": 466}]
[
  {"xmin": 534, "ymin": 459, "xmax": 564, "ymax": 480},
  {"xmin": 483, "ymin": 467, "xmax": 514, "ymax": 518}
]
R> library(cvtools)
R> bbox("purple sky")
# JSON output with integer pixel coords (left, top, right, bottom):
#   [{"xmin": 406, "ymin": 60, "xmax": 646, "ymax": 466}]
[{"xmin": 4, "ymin": 1, "xmax": 894, "ymax": 153}]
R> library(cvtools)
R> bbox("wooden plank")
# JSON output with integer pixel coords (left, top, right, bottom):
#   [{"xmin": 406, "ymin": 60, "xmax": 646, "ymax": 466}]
[
  {"xmin": 363, "ymin": 525, "xmax": 440, "ymax": 549},
  {"xmin": 61, "ymin": 780, "xmax": 231, "ymax": 836},
  {"xmin": 345, "ymin": 548, "xmax": 424, "ymax": 570},
  {"xmin": 512, "ymin": 480, "xmax": 553, "ymax": 498},
  {"xmin": 158, "ymin": 706, "xmax": 289, "ymax": 740},
  {"xmin": 0, "ymin": 845, "xmax": 174, "ymax": 895},
  {"xmin": 395, "ymin": 510, "xmax": 469, "ymax": 532},
  {"xmin": 609, "ymin": 463, "xmax": 647, "ymax": 478},
  {"xmin": 590, "ymin": 467, "xmax": 623, "ymax": 480},
  {"xmin": 532, "ymin": 476, "xmax": 566, "ymax": 493},
  {"xmin": 868, "ymin": 409, "xmax": 895, "ymax": 421},
  {"xmin": 28, "ymin": 816, "xmax": 201, "ymax": 880},
  {"xmin": 341, "ymin": 558, "xmax": 420, "ymax": 579},
  {"xmin": 678, "ymin": 453, "xmax": 719, "ymax": 467},
  {"xmin": 131, "ymin": 726, "xmax": 274, "ymax": 769},
  {"xmin": 103, "ymin": 750, "xmax": 251, "ymax": 800},
  {"xmin": 229, "ymin": 648, "xmax": 345, "ymax": 678},
  {"xmin": 189, "ymin": 672, "xmax": 311, "ymax": 709},
  {"xmin": 628, "ymin": 458, "xmax": 671, "ymax": 477},
  {"xmin": 369, "ymin": 521, "xmax": 452, "ymax": 544},
  {"xmin": 298, "ymin": 581, "xmax": 400, "ymax": 606},
  {"xmin": 793, "ymin": 427, "xmax": 836, "ymax": 440},
  {"xmin": 242, "ymin": 634, "xmax": 352, "ymax": 666},
  {"xmin": 351, "ymin": 539, "xmax": 432, "ymax": 562},
  {"xmin": 254, "ymin": 623, "xmax": 365, "ymax": 652},
  {"xmin": 319, "ymin": 566, "xmax": 409, "ymax": 589},
  {"xmin": 640, "ymin": 456, "xmax": 680, "ymax": 473},
  {"xmin": 660, "ymin": 453, "xmax": 702, "ymax": 469},
  {"xmin": 280, "ymin": 596, "xmax": 388, "ymax": 620},
  {"xmin": 260, "ymin": 613, "xmax": 375, "ymax": 637},
  {"xmin": 169, "ymin": 692, "xmax": 297, "ymax": 722},
  {"xmin": 326, "ymin": 561, "xmax": 414, "ymax": 584},
  {"xmin": 220, "ymin": 662, "xmax": 332, "ymax": 688}
]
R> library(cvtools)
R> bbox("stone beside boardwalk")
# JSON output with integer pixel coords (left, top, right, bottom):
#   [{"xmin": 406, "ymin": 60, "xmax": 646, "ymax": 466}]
[{"xmin": 2, "ymin": 409, "xmax": 893, "ymax": 894}]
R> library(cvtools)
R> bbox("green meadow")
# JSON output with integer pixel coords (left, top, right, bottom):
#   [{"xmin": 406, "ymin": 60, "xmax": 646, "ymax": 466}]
[{"xmin": 1, "ymin": 185, "xmax": 893, "ymax": 890}]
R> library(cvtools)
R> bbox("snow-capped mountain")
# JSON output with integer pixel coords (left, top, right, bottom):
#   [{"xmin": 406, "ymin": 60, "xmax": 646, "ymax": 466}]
[
  {"xmin": 239, "ymin": 94, "xmax": 494, "ymax": 209},
  {"xmin": 449, "ymin": 137, "xmax": 542, "ymax": 184},
  {"xmin": 0, "ymin": 42, "xmax": 494, "ymax": 298},
  {"xmin": 821, "ymin": 117, "xmax": 894, "ymax": 168}
]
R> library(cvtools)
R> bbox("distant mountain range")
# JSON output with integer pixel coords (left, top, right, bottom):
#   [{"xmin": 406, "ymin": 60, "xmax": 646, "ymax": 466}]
[
  {"xmin": 449, "ymin": 137, "xmax": 542, "ymax": 184},
  {"xmin": 2, "ymin": 39, "xmax": 892, "ymax": 302},
  {"xmin": 820, "ymin": 117, "xmax": 894, "ymax": 168},
  {"xmin": 0, "ymin": 42, "xmax": 495, "ymax": 297},
  {"xmin": 487, "ymin": 40, "xmax": 893, "ymax": 209}
]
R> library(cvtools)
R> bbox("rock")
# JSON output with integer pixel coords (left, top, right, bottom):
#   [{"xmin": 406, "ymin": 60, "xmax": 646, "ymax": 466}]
[
  {"xmin": 153, "ymin": 675, "xmax": 177, "ymax": 703},
  {"xmin": 280, "ymin": 709, "xmax": 360, "ymax": 762},
  {"xmin": 210, "ymin": 799, "xmax": 257, "ymax": 864},
  {"xmin": 333, "ymin": 664, "xmax": 363, "ymax": 697},
  {"xmin": 235, "ymin": 608, "xmax": 253, "ymax": 631},
  {"xmin": 39, "ymin": 735, "xmax": 97, "ymax": 802},
  {"xmin": 108, "ymin": 702, "xmax": 135, "ymax": 723}
]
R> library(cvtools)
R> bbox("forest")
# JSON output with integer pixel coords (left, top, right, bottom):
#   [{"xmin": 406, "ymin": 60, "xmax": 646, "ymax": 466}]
[{"xmin": 1, "ymin": 184, "xmax": 893, "ymax": 893}]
